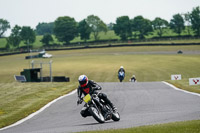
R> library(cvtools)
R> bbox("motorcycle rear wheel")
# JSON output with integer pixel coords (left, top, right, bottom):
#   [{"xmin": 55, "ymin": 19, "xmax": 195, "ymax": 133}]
[{"xmin": 89, "ymin": 106, "xmax": 105, "ymax": 123}]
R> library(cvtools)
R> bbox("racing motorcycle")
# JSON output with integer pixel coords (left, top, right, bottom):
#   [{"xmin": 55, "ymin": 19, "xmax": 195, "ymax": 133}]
[
  {"xmin": 118, "ymin": 71, "xmax": 125, "ymax": 82},
  {"xmin": 80, "ymin": 93, "xmax": 120, "ymax": 123}
]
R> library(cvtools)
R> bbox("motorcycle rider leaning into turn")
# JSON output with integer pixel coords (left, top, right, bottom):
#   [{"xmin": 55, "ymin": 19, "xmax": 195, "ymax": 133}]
[{"xmin": 77, "ymin": 75, "xmax": 117, "ymax": 118}]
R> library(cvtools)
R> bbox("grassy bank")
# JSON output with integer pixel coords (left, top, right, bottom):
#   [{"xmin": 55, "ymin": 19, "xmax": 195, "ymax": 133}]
[
  {"xmin": 0, "ymin": 82, "xmax": 76, "ymax": 128},
  {"xmin": 78, "ymin": 120, "xmax": 200, "ymax": 133},
  {"xmin": 167, "ymin": 79, "xmax": 200, "ymax": 94}
]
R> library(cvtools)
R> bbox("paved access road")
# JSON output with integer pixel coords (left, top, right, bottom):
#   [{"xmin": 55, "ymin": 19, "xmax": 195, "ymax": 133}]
[{"xmin": 1, "ymin": 82, "xmax": 200, "ymax": 133}]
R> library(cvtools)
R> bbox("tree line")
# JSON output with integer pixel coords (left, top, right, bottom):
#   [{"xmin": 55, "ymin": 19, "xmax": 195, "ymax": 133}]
[{"xmin": 0, "ymin": 6, "xmax": 200, "ymax": 50}]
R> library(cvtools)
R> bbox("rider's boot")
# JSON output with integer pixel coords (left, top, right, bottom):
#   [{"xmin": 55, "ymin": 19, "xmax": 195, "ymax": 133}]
[
  {"xmin": 110, "ymin": 104, "xmax": 117, "ymax": 112},
  {"xmin": 104, "ymin": 98, "xmax": 117, "ymax": 112},
  {"xmin": 99, "ymin": 93, "xmax": 117, "ymax": 112}
]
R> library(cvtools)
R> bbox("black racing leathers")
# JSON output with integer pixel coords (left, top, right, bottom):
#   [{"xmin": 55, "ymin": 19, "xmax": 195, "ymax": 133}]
[
  {"xmin": 77, "ymin": 80, "xmax": 101, "ymax": 98},
  {"xmin": 77, "ymin": 80, "xmax": 115, "ymax": 117}
]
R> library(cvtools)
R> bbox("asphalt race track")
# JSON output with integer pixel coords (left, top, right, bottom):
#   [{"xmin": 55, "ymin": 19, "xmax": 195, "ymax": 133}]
[{"xmin": 1, "ymin": 82, "xmax": 200, "ymax": 133}]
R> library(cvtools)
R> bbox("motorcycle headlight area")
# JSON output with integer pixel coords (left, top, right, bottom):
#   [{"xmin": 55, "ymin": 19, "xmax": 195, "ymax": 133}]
[{"xmin": 83, "ymin": 94, "xmax": 91, "ymax": 103}]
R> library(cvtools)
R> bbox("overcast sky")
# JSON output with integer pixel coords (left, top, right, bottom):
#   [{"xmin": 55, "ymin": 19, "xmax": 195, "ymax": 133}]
[{"xmin": 0, "ymin": 0, "xmax": 199, "ymax": 36}]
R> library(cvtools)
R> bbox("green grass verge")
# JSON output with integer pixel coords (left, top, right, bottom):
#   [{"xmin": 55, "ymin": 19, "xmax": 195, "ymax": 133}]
[
  {"xmin": 0, "ymin": 82, "xmax": 76, "ymax": 128},
  {"xmin": 77, "ymin": 120, "xmax": 200, "ymax": 133},
  {"xmin": 167, "ymin": 79, "xmax": 200, "ymax": 94}
]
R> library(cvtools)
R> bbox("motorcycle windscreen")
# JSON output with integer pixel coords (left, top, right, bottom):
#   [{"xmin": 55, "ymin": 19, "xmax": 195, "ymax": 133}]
[{"xmin": 83, "ymin": 94, "xmax": 91, "ymax": 103}]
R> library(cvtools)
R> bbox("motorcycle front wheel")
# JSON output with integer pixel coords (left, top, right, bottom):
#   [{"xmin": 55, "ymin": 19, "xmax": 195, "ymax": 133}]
[{"xmin": 89, "ymin": 106, "xmax": 105, "ymax": 123}]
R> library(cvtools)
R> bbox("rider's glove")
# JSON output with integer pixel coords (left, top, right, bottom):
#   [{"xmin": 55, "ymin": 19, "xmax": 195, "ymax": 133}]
[{"xmin": 77, "ymin": 99, "xmax": 82, "ymax": 105}]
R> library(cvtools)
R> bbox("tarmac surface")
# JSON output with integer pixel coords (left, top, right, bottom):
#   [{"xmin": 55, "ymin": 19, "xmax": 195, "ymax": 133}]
[{"xmin": 1, "ymin": 82, "xmax": 200, "ymax": 133}]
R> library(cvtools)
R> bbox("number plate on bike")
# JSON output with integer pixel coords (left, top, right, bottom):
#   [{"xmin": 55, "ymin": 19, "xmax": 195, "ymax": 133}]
[{"xmin": 83, "ymin": 94, "xmax": 91, "ymax": 103}]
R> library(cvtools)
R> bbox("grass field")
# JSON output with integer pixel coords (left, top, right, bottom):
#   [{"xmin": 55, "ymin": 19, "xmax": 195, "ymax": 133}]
[
  {"xmin": 0, "ymin": 45, "xmax": 200, "ymax": 129},
  {"xmin": 1, "ymin": 45, "xmax": 200, "ymax": 83},
  {"xmin": 78, "ymin": 120, "xmax": 200, "ymax": 133}
]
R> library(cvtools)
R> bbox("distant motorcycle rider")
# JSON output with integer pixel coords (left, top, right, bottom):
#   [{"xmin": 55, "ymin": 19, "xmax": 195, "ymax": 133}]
[
  {"xmin": 77, "ymin": 75, "xmax": 117, "ymax": 118},
  {"xmin": 118, "ymin": 66, "xmax": 125, "ymax": 74},
  {"xmin": 130, "ymin": 75, "xmax": 137, "ymax": 82},
  {"xmin": 118, "ymin": 66, "xmax": 125, "ymax": 82}
]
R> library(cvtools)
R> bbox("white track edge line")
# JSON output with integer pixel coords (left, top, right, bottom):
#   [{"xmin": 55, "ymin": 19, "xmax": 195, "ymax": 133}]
[
  {"xmin": 0, "ymin": 89, "xmax": 77, "ymax": 131},
  {"xmin": 162, "ymin": 81, "xmax": 200, "ymax": 97}
]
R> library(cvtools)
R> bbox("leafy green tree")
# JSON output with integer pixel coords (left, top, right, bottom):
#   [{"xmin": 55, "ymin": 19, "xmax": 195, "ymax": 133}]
[
  {"xmin": 40, "ymin": 33, "xmax": 54, "ymax": 46},
  {"xmin": 107, "ymin": 23, "xmax": 114, "ymax": 30},
  {"xmin": 113, "ymin": 16, "xmax": 132, "ymax": 40},
  {"xmin": 35, "ymin": 22, "xmax": 54, "ymax": 35},
  {"xmin": 152, "ymin": 17, "xmax": 168, "ymax": 37},
  {"xmin": 184, "ymin": 12, "xmax": 192, "ymax": 35},
  {"xmin": 190, "ymin": 6, "xmax": 200, "ymax": 36},
  {"xmin": 0, "ymin": 18, "xmax": 10, "ymax": 38},
  {"xmin": 170, "ymin": 13, "xmax": 185, "ymax": 36},
  {"xmin": 131, "ymin": 16, "xmax": 153, "ymax": 39},
  {"xmin": 6, "ymin": 25, "xmax": 21, "ymax": 49},
  {"xmin": 78, "ymin": 19, "xmax": 91, "ymax": 42},
  {"xmin": 54, "ymin": 16, "xmax": 78, "ymax": 44},
  {"xmin": 20, "ymin": 26, "xmax": 36, "ymax": 49},
  {"xmin": 5, "ymin": 43, "xmax": 10, "ymax": 50},
  {"xmin": 86, "ymin": 15, "xmax": 108, "ymax": 41}
]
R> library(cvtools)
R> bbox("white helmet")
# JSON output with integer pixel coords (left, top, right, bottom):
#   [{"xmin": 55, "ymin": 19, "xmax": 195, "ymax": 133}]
[
  {"xmin": 78, "ymin": 75, "xmax": 88, "ymax": 87},
  {"xmin": 120, "ymin": 66, "xmax": 124, "ymax": 69}
]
